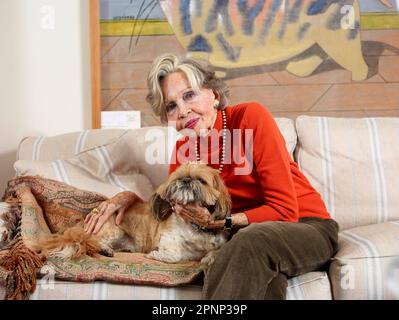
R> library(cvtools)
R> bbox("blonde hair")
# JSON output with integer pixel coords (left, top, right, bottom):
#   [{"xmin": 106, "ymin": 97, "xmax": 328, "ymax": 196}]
[{"xmin": 146, "ymin": 53, "xmax": 229, "ymax": 123}]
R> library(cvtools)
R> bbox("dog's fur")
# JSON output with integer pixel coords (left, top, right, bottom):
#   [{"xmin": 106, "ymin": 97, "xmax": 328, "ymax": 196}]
[{"xmin": 38, "ymin": 163, "xmax": 231, "ymax": 266}]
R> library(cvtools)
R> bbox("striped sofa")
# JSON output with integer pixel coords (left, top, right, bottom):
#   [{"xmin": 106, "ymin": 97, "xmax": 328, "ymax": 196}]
[{"xmin": 2, "ymin": 115, "xmax": 399, "ymax": 300}]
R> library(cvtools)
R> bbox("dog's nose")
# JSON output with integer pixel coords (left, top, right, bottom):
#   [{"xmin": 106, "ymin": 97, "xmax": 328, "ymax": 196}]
[{"xmin": 181, "ymin": 177, "xmax": 191, "ymax": 183}]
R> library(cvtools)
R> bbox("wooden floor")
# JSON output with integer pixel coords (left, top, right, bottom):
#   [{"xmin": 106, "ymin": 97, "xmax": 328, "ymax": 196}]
[{"xmin": 100, "ymin": 29, "xmax": 399, "ymax": 126}]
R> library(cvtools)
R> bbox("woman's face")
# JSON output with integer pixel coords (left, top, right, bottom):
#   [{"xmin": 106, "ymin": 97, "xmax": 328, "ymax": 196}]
[{"xmin": 161, "ymin": 71, "xmax": 218, "ymax": 136}]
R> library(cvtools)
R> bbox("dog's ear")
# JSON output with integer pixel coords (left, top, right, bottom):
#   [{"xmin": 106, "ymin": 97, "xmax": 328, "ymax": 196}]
[
  {"xmin": 149, "ymin": 192, "xmax": 172, "ymax": 221},
  {"xmin": 212, "ymin": 174, "xmax": 232, "ymax": 220}
]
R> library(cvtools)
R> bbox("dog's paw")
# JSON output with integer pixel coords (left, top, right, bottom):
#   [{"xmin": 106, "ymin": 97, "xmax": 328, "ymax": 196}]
[
  {"xmin": 200, "ymin": 250, "xmax": 219, "ymax": 269},
  {"xmin": 146, "ymin": 250, "xmax": 162, "ymax": 261},
  {"xmin": 146, "ymin": 250, "xmax": 182, "ymax": 263},
  {"xmin": 99, "ymin": 245, "xmax": 114, "ymax": 257}
]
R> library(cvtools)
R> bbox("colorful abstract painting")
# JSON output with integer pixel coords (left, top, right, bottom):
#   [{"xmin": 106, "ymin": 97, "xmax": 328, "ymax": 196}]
[{"xmin": 99, "ymin": 0, "xmax": 399, "ymax": 125}]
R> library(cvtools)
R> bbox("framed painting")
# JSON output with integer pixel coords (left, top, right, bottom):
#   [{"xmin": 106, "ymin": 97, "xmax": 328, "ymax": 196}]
[{"xmin": 90, "ymin": 0, "xmax": 399, "ymax": 129}]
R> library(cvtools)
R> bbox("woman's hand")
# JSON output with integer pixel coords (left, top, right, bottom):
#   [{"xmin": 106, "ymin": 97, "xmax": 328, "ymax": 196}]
[
  {"xmin": 173, "ymin": 203, "xmax": 225, "ymax": 229},
  {"xmin": 84, "ymin": 191, "xmax": 139, "ymax": 235},
  {"xmin": 174, "ymin": 204, "xmax": 249, "ymax": 230}
]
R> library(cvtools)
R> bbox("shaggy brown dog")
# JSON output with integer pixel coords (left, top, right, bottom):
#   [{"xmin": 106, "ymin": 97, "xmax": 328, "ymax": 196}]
[{"xmin": 38, "ymin": 163, "xmax": 231, "ymax": 266}]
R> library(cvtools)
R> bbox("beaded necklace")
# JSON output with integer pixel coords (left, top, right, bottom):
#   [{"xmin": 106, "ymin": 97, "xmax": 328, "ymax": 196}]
[{"xmin": 194, "ymin": 109, "xmax": 227, "ymax": 173}]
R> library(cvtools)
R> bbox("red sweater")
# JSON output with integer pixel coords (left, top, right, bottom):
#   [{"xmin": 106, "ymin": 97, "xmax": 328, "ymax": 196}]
[{"xmin": 169, "ymin": 102, "xmax": 332, "ymax": 223}]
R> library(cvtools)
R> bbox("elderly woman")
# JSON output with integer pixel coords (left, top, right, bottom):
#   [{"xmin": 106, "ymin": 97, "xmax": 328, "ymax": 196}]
[{"xmin": 85, "ymin": 53, "xmax": 339, "ymax": 300}]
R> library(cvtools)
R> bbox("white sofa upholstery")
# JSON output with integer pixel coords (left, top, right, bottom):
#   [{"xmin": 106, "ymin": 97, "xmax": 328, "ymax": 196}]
[
  {"xmin": 3, "ymin": 115, "xmax": 399, "ymax": 300},
  {"xmin": 295, "ymin": 116, "xmax": 399, "ymax": 299}
]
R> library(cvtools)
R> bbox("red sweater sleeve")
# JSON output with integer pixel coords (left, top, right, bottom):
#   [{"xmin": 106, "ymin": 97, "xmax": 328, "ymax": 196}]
[{"xmin": 243, "ymin": 103, "xmax": 299, "ymax": 223}]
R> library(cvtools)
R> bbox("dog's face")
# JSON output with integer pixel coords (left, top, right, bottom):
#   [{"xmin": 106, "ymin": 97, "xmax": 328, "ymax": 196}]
[{"xmin": 150, "ymin": 163, "xmax": 231, "ymax": 222}]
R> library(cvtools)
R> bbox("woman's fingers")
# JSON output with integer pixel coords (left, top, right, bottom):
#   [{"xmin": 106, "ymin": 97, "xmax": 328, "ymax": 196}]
[
  {"xmin": 206, "ymin": 219, "xmax": 225, "ymax": 229},
  {"xmin": 174, "ymin": 204, "xmax": 189, "ymax": 217},
  {"xmin": 84, "ymin": 194, "xmax": 131, "ymax": 234},
  {"xmin": 173, "ymin": 204, "xmax": 181, "ymax": 214},
  {"xmin": 92, "ymin": 203, "xmax": 117, "ymax": 234},
  {"xmin": 84, "ymin": 202, "xmax": 112, "ymax": 234},
  {"xmin": 180, "ymin": 204, "xmax": 196, "ymax": 214},
  {"xmin": 178, "ymin": 210, "xmax": 194, "ymax": 223},
  {"xmin": 84, "ymin": 213, "xmax": 91, "ymax": 224},
  {"xmin": 92, "ymin": 215, "xmax": 108, "ymax": 235},
  {"xmin": 85, "ymin": 213, "xmax": 101, "ymax": 234},
  {"xmin": 84, "ymin": 209, "xmax": 99, "ymax": 228},
  {"xmin": 174, "ymin": 204, "xmax": 211, "ymax": 227},
  {"xmin": 115, "ymin": 207, "xmax": 126, "ymax": 225},
  {"xmin": 174, "ymin": 205, "xmax": 192, "ymax": 222},
  {"xmin": 85, "ymin": 201, "xmax": 107, "ymax": 224},
  {"xmin": 98, "ymin": 201, "xmax": 107, "ymax": 215},
  {"xmin": 186, "ymin": 204, "xmax": 211, "ymax": 224}
]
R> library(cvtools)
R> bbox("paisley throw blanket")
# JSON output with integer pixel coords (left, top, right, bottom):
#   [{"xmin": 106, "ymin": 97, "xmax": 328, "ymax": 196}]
[{"xmin": 0, "ymin": 176, "xmax": 203, "ymax": 300}]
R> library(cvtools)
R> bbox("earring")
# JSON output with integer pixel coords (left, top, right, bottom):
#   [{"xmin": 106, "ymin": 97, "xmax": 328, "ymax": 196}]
[{"xmin": 214, "ymin": 100, "xmax": 219, "ymax": 109}]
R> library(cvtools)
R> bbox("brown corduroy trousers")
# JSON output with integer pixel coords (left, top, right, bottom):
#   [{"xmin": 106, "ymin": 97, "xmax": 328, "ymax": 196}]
[{"xmin": 202, "ymin": 217, "xmax": 339, "ymax": 300}]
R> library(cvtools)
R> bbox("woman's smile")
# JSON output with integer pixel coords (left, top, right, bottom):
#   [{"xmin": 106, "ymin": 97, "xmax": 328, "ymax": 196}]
[{"xmin": 184, "ymin": 118, "xmax": 200, "ymax": 129}]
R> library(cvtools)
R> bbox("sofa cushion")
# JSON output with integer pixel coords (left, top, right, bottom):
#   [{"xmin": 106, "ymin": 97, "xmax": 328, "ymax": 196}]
[
  {"xmin": 285, "ymin": 271, "xmax": 332, "ymax": 300},
  {"xmin": 17, "ymin": 129, "xmax": 128, "ymax": 161},
  {"xmin": 24, "ymin": 271, "xmax": 331, "ymax": 300},
  {"xmin": 14, "ymin": 131, "xmax": 154, "ymax": 200},
  {"xmin": 16, "ymin": 127, "xmax": 173, "ymax": 189},
  {"xmin": 274, "ymin": 118, "xmax": 297, "ymax": 156},
  {"xmin": 329, "ymin": 221, "xmax": 399, "ymax": 299},
  {"xmin": 295, "ymin": 116, "xmax": 399, "ymax": 230}
]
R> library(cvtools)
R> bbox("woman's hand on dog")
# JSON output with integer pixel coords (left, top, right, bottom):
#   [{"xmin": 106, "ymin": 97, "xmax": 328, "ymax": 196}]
[
  {"xmin": 84, "ymin": 191, "xmax": 139, "ymax": 235},
  {"xmin": 84, "ymin": 200, "xmax": 123, "ymax": 235},
  {"xmin": 173, "ymin": 203, "xmax": 225, "ymax": 229}
]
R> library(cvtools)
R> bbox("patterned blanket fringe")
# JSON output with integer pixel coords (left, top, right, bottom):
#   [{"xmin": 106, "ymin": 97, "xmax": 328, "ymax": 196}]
[
  {"xmin": 0, "ymin": 205, "xmax": 22, "ymax": 249},
  {"xmin": 0, "ymin": 238, "xmax": 45, "ymax": 300},
  {"xmin": 0, "ymin": 191, "xmax": 44, "ymax": 300}
]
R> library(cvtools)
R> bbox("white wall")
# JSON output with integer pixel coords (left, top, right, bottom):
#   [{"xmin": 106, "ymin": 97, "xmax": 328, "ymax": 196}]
[{"xmin": 0, "ymin": 0, "xmax": 92, "ymax": 195}]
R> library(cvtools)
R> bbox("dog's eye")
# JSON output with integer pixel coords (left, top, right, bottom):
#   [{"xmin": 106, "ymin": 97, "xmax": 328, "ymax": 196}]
[{"xmin": 198, "ymin": 178, "xmax": 206, "ymax": 184}]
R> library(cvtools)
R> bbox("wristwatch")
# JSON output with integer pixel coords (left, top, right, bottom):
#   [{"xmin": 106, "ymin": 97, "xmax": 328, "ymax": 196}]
[{"xmin": 224, "ymin": 215, "xmax": 232, "ymax": 231}]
